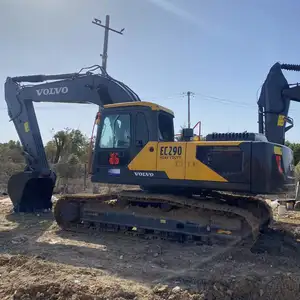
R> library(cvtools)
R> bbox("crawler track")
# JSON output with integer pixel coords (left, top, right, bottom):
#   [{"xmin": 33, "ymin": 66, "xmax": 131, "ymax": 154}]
[{"xmin": 54, "ymin": 189, "xmax": 272, "ymax": 247}]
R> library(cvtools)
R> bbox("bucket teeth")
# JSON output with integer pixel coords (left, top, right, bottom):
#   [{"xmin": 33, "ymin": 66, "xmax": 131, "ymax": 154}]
[{"xmin": 7, "ymin": 171, "xmax": 56, "ymax": 212}]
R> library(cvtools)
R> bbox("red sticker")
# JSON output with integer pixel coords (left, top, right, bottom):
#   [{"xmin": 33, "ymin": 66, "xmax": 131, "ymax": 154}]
[{"xmin": 109, "ymin": 153, "xmax": 120, "ymax": 165}]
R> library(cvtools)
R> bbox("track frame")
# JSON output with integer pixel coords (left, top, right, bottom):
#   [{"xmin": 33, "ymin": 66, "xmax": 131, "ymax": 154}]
[{"xmin": 54, "ymin": 189, "xmax": 273, "ymax": 247}]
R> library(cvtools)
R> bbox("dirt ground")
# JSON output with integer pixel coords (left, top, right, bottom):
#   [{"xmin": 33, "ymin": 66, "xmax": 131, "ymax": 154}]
[{"xmin": 1, "ymin": 197, "xmax": 300, "ymax": 300}]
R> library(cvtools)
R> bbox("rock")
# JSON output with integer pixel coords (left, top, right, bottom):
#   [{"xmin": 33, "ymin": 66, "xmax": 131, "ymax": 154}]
[
  {"xmin": 13, "ymin": 290, "xmax": 23, "ymax": 298},
  {"xmin": 172, "ymin": 286, "xmax": 181, "ymax": 293},
  {"xmin": 11, "ymin": 235, "xmax": 28, "ymax": 244},
  {"xmin": 36, "ymin": 292, "xmax": 45, "ymax": 299},
  {"xmin": 259, "ymin": 289, "xmax": 264, "ymax": 297},
  {"xmin": 52, "ymin": 195, "xmax": 58, "ymax": 202},
  {"xmin": 192, "ymin": 294, "xmax": 205, "ymax": 300},
  {"xmin": 270, "ymin": 200, "xmax": 280, "ymax": 210},
  {"xmin": 294, "ymin": 201, "xmax": 300, "ymax": 211},
  {"xmin": 153, "ymin": 284, "xmax": 169, "ymax": 293}
]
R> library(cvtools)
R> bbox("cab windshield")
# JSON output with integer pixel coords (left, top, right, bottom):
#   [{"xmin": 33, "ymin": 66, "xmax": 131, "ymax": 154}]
[{"xmin": 99, "ymin": 113, "xmax": 131, "ymax": 148}]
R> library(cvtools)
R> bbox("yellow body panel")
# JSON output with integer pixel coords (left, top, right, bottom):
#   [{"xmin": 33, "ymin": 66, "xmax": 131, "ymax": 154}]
[
  {"xmin": 128, "ymin": 142, "xmax": 158, "ymax": 171},
  {"xmin": 185, "ymin": 143, "xmax": 227, "ymax": 182},
  {"xmin": 157, "ymin": 142, "xmax": 186, "ymax": 179},
  {"xmin": 128, "ymin": 141, "xmax": 242, "ymax": 182}
]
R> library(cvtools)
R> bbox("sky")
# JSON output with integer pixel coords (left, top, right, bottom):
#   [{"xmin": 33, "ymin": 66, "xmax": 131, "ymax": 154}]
[{"xmin": 1, "ymin": 0, "xmax": 300, "ymax": 144}]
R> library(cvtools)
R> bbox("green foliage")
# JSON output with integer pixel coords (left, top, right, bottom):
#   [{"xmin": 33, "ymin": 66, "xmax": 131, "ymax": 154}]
[
  {"xmin": 45, "ymin": 129, "xmax": 90, "ymax": 180},
  {"xmin": 45, "ymin": 140, "xmax": 57, "ymax": 164},
  {"xmin": 0, "ymin": 140, "xmax": 25, "ymax": 190},
  {"xmin": 67, "ymin": 154, "xmax": 80, "ymax": 165},
  {"xmin": 295, "ymin": 162, "xmax": 300, "ymax": 182},
  {"xmin": 0, "ymin": 129, "xmax": 91, "ymax": 190},
  {"xmin": 285, "ymin": 141, "xmax": 300, "ymax": 165},
  {"xmin": 45, "ymin": 128, "xmax": 89, "ymax": 164}
]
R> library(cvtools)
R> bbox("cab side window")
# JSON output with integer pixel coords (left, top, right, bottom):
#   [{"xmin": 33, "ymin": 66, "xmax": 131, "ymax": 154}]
[
  {"xmin": 135, "ymin": 112, "xmax": 149, "ymax": 146},
  {"xmin": 158, "ymin": 113, "xmax": 174, "ymax": 142}
]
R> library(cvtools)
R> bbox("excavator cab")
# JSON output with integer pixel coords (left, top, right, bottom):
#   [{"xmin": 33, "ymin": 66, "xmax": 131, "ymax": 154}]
[{"xmin": 90, "ymin": 101, "xmax": 175, "ymax": 184}]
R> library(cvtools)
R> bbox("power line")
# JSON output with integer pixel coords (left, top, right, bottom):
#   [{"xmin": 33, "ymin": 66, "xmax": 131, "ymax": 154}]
[
  {"xmin": 193, "ymin": 92, "xmax": 253, "ymax": 107},
  {"xmin": 195, "ymin": 92, "xmax": 300, "ymax": 114}
]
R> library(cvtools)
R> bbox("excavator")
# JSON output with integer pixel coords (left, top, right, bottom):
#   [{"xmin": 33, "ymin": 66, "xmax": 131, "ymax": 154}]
[{"xmin": 3, "ymin": 62, "xmax": 299, "ymax": 247}]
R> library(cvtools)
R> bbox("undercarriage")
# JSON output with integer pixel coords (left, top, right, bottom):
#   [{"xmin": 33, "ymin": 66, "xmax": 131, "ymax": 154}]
[{"xmin": 54, "ymin": 189, "xmax": 272, "ymax": 247}]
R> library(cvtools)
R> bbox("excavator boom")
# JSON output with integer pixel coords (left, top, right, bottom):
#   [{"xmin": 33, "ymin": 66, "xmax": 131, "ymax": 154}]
[
  {"xmin": 258, "ymin": 62, "xmax": 300, "ymax": 145},
  {"xmin": 4, "ymin": 65, "xmax": 140, "ymax": 212}
]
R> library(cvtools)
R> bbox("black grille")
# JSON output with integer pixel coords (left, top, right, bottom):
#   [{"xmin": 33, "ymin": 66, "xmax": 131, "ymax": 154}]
[{"xmin": 206, "ymin": 132, "xmax": 267, "ymax": 142}]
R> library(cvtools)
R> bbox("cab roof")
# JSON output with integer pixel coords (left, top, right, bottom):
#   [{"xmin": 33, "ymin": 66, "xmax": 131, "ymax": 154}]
[{"xmin": 103, "ymin": 101, "xmax": 174, "ymax": 116}]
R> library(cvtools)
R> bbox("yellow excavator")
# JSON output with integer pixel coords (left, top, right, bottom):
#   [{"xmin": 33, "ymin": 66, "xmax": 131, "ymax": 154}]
[{"xmin": 4, "ymin": 63, "xmax": 299, "ymax": 246}]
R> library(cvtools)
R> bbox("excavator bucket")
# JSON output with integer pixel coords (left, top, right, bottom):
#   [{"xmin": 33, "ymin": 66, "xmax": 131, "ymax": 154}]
[{"xmin": 7, "ymin": 171, "xmax": 55, "ymax": 212}]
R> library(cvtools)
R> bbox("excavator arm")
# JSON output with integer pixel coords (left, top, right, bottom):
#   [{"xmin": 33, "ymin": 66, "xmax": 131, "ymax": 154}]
[
  {"xmin": 4, "ymin": 65, "xmax": 140, "ymax": 212},
  {"xmin": 258, "ymin": 62, "xmax": 300, "ymax": 145}
]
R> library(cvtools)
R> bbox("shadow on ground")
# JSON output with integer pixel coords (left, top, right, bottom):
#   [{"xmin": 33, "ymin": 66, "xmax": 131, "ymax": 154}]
[
  {"xmin": 2, "ymin": 211, "xmax": 214, "ymax": 287},
  {"xmin": 2, "ymin": 207, "xmax": 300, "ymax": 290}
]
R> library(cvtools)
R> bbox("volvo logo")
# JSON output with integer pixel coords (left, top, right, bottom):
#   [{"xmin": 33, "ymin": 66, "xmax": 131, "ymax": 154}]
[{"xmin": 133, "ymin": 172, "xmax": 154, "ymax": 177}]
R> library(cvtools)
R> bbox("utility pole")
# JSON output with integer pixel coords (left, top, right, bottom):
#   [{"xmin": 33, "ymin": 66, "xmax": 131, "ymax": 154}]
[
  {"xmin": 92, "ymin": 15, "xmax": 125, "ymax": 71},
  {"xmin": 92, "ymin": 15, "xmax": 125, "ymax": 115},
  {"xmin": 185, "ymin": 91, "xmax": 194, "ymax": 128}
]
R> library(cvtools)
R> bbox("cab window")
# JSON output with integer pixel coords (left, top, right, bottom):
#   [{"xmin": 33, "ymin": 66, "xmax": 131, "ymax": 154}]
[
  {"xmin": 158, "ymin": 112, "xmax": 174, "ymax": 142},
  {"xmin": 99, "ymin": 114, "xmax": 131, "ymax": 148},
  {"xmin": 135, "ymin": 112, "xmax": 149, "ymax": 146}
]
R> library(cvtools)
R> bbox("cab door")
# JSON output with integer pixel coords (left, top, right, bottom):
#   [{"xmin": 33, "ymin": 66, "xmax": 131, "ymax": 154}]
[
  {"xmin": 92, "ymin": 111, "xmax": 133, "ymax": 181},
  {"xmin": 127, "ymin": 111, "xmax": 157, "ymax": 173}
]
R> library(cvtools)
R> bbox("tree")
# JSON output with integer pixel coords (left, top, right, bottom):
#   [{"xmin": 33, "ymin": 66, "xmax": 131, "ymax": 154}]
[
  {"xmin": 285, "ymin": 141, "xmax": 300, "ymax": 165},
  {"xmin": 54, "ymin": 153, "xmax": 83, "ymax": 179},
  {"xmin": 45, "ymin": 140, "xmax": 57, "ymax": 164},
  {"xmin": 45, "ymin": 128, "xmax": 89, "ymax": 164},
  {"xmin": 0, "ymin": 128, "xmax": 92, "ymax": 193},
  {"xmin": 67, "ymin": 129, "xmax": 90, "ymax": 161},
  {"xmin": 0, "ymin": 141, "xmax": 25, "ymax": 191}
]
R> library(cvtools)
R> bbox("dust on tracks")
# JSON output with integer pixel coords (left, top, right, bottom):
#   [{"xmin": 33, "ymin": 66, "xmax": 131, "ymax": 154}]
[{"xmin": 1, "ymin": 197, "xmax": 300, "ymax": 299}]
